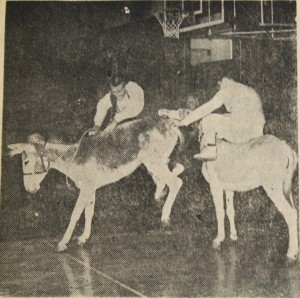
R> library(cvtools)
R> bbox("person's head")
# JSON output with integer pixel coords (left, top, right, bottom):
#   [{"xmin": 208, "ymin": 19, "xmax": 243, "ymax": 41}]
[
  {"xmin": 218, "ymin": 77, "xmax": 235, "ymax": 89},
  {"xmin": 186, "ymin": 94, "xmax": 200, "ymax": 111},
  {"xmin": 108, "ymin": 75, "xmax": 127, "ymax": 100}
]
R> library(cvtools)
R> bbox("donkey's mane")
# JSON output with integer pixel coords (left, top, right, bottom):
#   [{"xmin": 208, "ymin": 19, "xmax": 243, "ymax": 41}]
[{"xmin": 44, "ymin": 143, "xmax": 78, "ymax": 162}]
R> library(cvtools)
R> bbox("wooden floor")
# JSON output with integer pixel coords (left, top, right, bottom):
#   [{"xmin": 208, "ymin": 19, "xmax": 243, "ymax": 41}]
[{"xmin": 0, "ymin": 228, "xmax": 299, "ymax": 297}]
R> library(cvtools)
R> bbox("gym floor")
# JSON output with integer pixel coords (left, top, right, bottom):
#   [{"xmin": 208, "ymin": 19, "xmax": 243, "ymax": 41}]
[{"xmin": 0, "ymin": 227, "xmax": 299, "ymax": 297}]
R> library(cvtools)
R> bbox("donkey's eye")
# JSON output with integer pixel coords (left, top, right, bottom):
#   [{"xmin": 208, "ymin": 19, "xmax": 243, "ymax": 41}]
[{"xmin": 24, "ymin": 160, "xmax": 29, "ymax": 166}]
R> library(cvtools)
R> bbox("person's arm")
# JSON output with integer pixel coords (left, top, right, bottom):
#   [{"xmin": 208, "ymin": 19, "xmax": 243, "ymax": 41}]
[
  {"xmin": 180, "ymin": 91, "xmax": 224, "ymax": 126},
  {"xmin": 93, "ymin": 93, "xmax": 112, "ymax": 128},
  {"xmin": 158, "ymin": 108, "xmax": 191, "ymax": 120},
  {"xmin": 114, "ymin": 83, "xmax": 144, "ymax": 123}
]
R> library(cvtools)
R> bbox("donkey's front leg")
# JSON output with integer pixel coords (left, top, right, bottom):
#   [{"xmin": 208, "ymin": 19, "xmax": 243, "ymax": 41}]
[
  {"xmin": 77, "ymin": 191, "xmax": 96, "ymax": 246},
  {"xmin": 57, "ymin": 190, "xmax": 89, "ymax": 252}
]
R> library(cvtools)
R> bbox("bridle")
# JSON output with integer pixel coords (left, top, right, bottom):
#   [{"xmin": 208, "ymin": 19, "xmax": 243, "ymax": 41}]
[{"xmin": 22, "ymin": 143, "xmax": 50, "ymax": 176}]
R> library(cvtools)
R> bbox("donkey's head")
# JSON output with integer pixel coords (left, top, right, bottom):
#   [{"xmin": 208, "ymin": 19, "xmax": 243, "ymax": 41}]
[{"xmin": 8, "ymin": 134, "xmax": 50, "ymax": 193}]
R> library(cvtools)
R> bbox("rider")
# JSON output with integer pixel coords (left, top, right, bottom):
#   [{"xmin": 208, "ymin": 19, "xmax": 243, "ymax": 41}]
[
  {"xmin": 89, "ymin": 74, "xmax": 144, "ymax": 136},
  {"xmin": 161, "ymin": 77, "xmax": 265, "ymax": 161}
]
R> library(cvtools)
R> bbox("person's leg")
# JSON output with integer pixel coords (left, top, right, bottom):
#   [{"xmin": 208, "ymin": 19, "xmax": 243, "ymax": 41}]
[{"xmin": 195, "ymin": 113, "xmax": 231, "ymax": 160}]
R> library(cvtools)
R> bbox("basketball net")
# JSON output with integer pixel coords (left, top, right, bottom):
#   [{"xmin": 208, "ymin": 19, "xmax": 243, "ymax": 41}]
[{"xmin": 154, "ymin": 10, "xmax": 187, "ymax": 39}]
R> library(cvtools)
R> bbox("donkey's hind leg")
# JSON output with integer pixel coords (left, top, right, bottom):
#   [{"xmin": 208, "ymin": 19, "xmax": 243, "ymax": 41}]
[
  {"xmin": 145, "ymin": 161, "xmax": 183, "ymax": 225},
  {"xmin": 210, "ymin": 182, "xmax": 225, "ymax": 249},
  {"xmin": 152, "ymin": 162, "xmax": 185, "ymax": 201},
  {"xmin": 264, "ymin": 186, "xmax": 298, "ymax": 260},
  {"xmin": 225, "ymin": 190, "xmax": 238, "ymax": 241},
  {"xmin": 152, "ymin": 174, "xmax": 168, "ymax": 201}
]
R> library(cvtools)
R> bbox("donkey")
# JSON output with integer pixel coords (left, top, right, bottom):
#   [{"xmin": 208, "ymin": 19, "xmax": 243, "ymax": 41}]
[
  {"xmin": 8, "ymin": 117, "xmax": 185, "ymax": 252},
  {"xmin": 202, "ymin": 134, "xmax": 298, "ymax": 260},
  {"xmin": 160, "ymin": 109, "xmax": 298, "ymax": 260}
]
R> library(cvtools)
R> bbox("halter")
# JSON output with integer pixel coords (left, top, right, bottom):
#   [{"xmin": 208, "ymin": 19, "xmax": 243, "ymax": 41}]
[{"xmin": 23, "ymin": 143, "xmax": 50, "ymax": 175}]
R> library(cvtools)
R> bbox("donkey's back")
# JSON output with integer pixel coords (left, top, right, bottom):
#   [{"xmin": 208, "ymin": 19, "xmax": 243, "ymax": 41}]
[{"xmin": 203, "ymin": 135, "xmax": 298, "ymax": 193}]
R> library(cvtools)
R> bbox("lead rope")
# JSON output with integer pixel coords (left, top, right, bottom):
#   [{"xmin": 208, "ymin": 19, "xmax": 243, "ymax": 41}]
[{"xmin": 65, "ymin": 128, "xmax": 95, "ymax": 189}]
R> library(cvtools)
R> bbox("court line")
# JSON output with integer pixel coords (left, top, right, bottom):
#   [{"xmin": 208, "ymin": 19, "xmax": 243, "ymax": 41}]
[{"xmin": 43, "ymin": 240, "xmax": 148, "ymax": 297}]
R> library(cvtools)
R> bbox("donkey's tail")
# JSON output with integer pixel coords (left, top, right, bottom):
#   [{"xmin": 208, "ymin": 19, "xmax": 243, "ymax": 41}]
[
  {"xmin": 175, "ymin": 127, "xmax": 185, "ymax": 151},
  {"xmin": 283, "ymin": 143, "xmax": 298, "ymax": 209},
  {"xmin": 159, "ymin": 117, "xmax": 186, "ymax": 151}
]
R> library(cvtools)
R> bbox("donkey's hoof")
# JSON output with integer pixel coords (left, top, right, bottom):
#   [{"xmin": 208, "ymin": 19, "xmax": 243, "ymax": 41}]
[
  {"xmin": 77, "ymin": 237, "xmax": 87, "ymax": 246},
  {"xmin": 212, "ymin": 239, "xmax": 222, "ymax": 250},
  {"xmin": 161, "ymin": 220, "xmax": 172, "ymax": 233},
  {"xmin": 161, "ymin": 219, "xmax": 170, "ymax": 228},
  {"xmin": 56, "ymin": 243, "xmax": 67, "ymax": 252},
  {"xmin": 286, "ymin": 252, "xmax": 298, "ymax": 262},
  {"xmin": 230, "ymin": 234, "xmax": 238, "ymax": 241},
  {"xmin": 161, "ymin": 221, "xmax": 172, "ymax": 234}
]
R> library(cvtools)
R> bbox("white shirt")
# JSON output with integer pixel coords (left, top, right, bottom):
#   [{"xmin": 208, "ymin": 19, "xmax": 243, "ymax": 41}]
[
  {"xmin": 181, "ymin": 78, "xmax": 265, "ymax": 128},
  {"xmin": 94, "ymin": 81, "xmax": 144, "ymax": 126}
]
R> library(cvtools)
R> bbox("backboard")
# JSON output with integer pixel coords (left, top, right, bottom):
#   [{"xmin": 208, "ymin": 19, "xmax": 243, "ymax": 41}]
[
  {"xmin": 162, "ymin": 0, "xmax": 225, "ymax": 33},
  {"xmin": 160, "ymin": 0, "xmax": 296, "ymax": 35}
]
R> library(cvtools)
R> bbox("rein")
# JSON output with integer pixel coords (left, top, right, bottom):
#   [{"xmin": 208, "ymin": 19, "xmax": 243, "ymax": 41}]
[{"xmin": 65, "ymin": 128, "xmax": 94, "ymax": 188}]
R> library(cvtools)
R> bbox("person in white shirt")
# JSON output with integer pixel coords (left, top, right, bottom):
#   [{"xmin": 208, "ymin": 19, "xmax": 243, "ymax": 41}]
[
  {"xmin": 89, "ymin": 75, "xmax": 144, "ymax": 136},
  {"xmin": 161, "ymin": 77, "xmax": 265, "ymax": 161}
]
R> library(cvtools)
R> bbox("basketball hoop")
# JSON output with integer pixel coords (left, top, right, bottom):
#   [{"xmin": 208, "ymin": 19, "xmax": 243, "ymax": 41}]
[{"xmin": 154, "ymin": 10, "xmax": 187, "ymax": 39}]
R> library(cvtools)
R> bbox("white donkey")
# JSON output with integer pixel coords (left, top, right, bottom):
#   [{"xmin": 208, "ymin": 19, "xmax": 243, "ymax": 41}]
[
  {"xmin": 160, "ymin": 108, "xmax": 298, "ymax": 260},
  {"xmin": 8, "ymin": 117, "xmax": 184, "ymax": 252}
]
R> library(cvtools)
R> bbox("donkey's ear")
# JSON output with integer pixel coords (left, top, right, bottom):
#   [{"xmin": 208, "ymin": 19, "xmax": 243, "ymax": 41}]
[
  {"xmin": 27, "ymin": 134, "xmax": 45, "ymax": 145},
  {"xmin": 7, "ymin": 143, "xmax": 35, "ymax": 156}
]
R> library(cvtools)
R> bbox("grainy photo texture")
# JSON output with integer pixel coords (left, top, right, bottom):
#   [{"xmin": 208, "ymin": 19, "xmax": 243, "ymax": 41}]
[{"xmin": 0, "ymin": 1, "xmax": 299, "ymax": 297}]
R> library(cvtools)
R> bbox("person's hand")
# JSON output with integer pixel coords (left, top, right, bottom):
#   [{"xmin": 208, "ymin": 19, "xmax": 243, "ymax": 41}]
[
  {"xmin": 170, "ymin": 119, "xmax": 184, "ymax": 127},
  {"xmin": 101, "ymin": 120, "xmax": 117, "ymax": 136},
  {"xmin": 158, "ymin": 109, "xmax": 170, "ymax": 117},
  {"xmin": 158, "ymin": 109, "xmax": 186, "ymax": 121},
  {"xmin": 88, "ymin": 126, "xmax": 100, "ymax": 136}
]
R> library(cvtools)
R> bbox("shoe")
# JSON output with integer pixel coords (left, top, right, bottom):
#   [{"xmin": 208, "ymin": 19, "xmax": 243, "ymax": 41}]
[{"xmin": 193, "ymin": 145, "xmax": 217, "ymax": 161}]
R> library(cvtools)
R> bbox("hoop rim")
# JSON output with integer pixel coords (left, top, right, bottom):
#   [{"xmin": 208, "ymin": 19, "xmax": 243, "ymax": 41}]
[{"xmin": 154, "ymin": 9, "xmax": 188, "ymax": 39}]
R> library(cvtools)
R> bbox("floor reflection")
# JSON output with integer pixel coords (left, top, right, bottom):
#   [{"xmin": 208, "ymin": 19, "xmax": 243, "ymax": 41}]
[
  {"xmin": 287, "ymin": 265, "xmax": 300, "ymax": 298},
  {"xmin": 59, "ymin": 248, "xmax": 94, "ymax": 296},
  {"xmin": 213, "ymin": 245, "xmax": 238, "ymax": 297},
  {"xmin": 210, "ymin": 240, "xmax": 300, "ymax": 297},
  {"xmin": 0, "ymin": 233, "xmax": 299, "ymax": 297}
]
